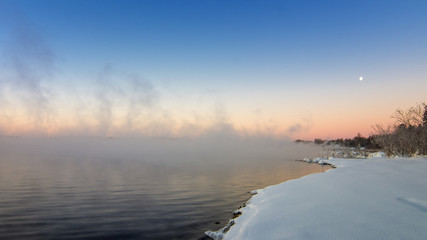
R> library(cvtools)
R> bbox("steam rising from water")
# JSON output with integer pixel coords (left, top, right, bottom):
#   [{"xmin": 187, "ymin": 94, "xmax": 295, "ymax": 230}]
[
  {"xmin": 0, "ymin": 4, "xmax": 312, "ymax": 138},
  {"xmin": 0, "ymin": 5, "xmax": 54, "ymax": 131}
]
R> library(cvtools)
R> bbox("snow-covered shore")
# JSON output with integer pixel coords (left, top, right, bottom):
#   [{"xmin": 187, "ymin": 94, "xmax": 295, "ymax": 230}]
[{"xmin": 206, "ymin": 156, "xmax": 427, "ymax": 240}]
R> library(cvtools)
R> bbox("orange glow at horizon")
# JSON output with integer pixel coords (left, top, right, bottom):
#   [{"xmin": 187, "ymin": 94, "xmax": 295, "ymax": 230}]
[
  {"xmin": 0, "ymin": 87, "xmax": 412, "ymax": 140},
  {"xmin": 0, "ymin": 110, "xmax": 392, "ymax": 140}
]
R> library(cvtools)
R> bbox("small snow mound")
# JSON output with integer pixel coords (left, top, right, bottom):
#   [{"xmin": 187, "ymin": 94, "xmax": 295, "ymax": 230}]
[
  {"xmin": 368, "ymin": 152, "xmax": 386, "ymax": 158},
  {"xmin": 205, "ymin": 219, "xmax": 235, "ymax": 240},
  {"xmin": 205, "ymin": 230, "xmax": 224, "ymax": 240}
]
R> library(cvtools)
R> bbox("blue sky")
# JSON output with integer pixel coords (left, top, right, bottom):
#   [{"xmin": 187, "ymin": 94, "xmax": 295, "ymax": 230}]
[{"xmin": 0, "ymin": 0, "xmax": 426, "ymax": 139}]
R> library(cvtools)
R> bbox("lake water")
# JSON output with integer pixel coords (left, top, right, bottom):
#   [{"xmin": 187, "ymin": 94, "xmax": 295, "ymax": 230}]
[{"xmin": 0, "ymin": 136, "xmax": 326, "ymax": 239}]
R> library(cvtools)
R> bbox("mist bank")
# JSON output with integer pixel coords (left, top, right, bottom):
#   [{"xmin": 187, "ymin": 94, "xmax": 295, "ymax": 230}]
[{"xmin": 0, "ymin": 132, "xmax": 322, "ymax": 167}]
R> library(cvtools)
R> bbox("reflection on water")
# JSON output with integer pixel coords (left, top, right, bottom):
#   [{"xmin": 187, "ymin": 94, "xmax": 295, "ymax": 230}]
[{"xmin": 0, "ymin": 137, "xmax": 327, "ymax": 239}]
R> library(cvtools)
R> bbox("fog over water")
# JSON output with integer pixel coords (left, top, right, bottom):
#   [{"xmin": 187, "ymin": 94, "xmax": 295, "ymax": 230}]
[{"xmin": 0, "ymin": 134, "xmax": 325, "ymax": 239}]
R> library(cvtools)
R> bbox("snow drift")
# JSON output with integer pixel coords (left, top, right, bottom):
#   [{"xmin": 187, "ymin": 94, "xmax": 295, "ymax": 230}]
[{"xmin": 207, "ymin": 156, "xmax": 427, "ymax": 240}]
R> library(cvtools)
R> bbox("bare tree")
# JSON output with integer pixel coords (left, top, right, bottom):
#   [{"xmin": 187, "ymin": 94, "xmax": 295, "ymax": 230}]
[
  {"xmin": 423, "ymin": 104, "xmax": 427, "ymax": 126},
  {"xmin": 374, "ymin": 102, "xmax": 427, "ymax": 156},
  {"xmin": 392, "ymin": 102, "xmax": 426, "ymax": 127}
]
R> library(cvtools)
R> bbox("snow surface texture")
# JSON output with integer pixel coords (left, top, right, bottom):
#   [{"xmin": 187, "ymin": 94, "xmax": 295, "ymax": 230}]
[{"xmin": 206, "ymin": 156, "xmax": 427, "ymax": 240}]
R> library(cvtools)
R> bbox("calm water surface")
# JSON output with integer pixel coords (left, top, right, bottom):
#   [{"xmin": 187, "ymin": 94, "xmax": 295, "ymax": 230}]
[{"xmin": 0, "ymin": 137, "xmax": 326, "ymax": 239}]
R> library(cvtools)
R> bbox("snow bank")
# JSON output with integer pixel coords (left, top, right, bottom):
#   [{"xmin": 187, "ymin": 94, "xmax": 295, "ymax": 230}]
[
  {"xmin": 207, "ymin": 156, "xmax": 427, "ymax": 240},
  {"xmin": 368, "ymin": 151, "xmax": 386, "ymax": 158}
]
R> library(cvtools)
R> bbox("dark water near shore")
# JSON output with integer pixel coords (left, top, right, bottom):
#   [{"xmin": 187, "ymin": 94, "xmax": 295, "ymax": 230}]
[{"xmin": 0, "ymin": 137, "xmax": 326, "ymax": 239}]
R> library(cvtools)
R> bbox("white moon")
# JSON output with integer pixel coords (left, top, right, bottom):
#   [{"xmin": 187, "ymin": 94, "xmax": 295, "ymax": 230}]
[{"xmin": 359, "ymin": 76, "xmax": 363, "ymax": 81}]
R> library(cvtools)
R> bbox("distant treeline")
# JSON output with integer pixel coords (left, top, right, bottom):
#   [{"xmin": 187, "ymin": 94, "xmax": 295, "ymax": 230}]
[
  {"xmin": 296, "ymin": 134, "xmax": 380, "ymax": 149},
  {"xmin": 296, "ymin": 102, "xmax": 427, "ymax": 156}
]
